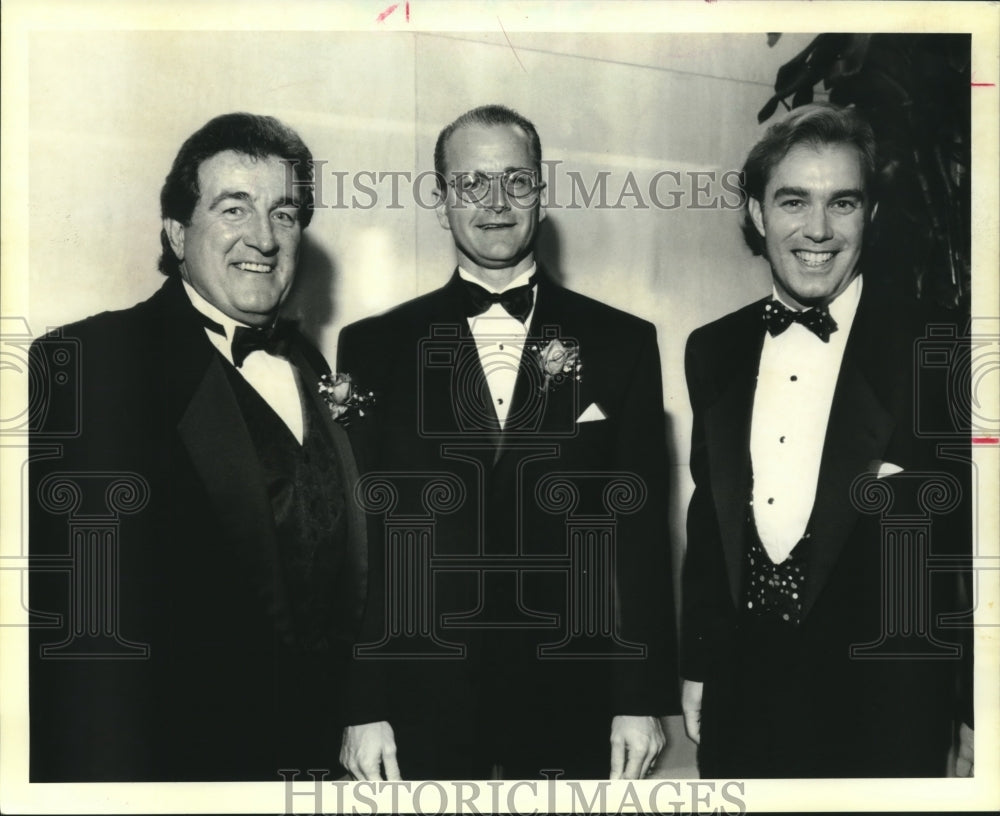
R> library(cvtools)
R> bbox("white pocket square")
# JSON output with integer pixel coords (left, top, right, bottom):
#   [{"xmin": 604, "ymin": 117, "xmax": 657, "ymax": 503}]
[
  {"xmin": 873, "ymin": 461, "xmax": 904, "ymax": 479},
  {"xmin": 576, "ymin": 403, "xmax": 607, "ymax": 423}
]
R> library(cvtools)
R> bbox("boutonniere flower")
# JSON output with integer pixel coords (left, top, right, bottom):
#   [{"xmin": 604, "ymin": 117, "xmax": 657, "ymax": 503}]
[
  {"xmin": 318, "ymin": 372, "xmax": 375, "ymax": 425},
  {"xmin": 532, "ymin": 338, "xmax": 581, "ymax": 392}
]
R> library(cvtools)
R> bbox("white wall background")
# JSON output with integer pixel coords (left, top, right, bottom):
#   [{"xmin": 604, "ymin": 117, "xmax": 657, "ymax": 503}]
[{"xmin": 27, "ymin": 29, "xmax": 819, "ymax": 776}]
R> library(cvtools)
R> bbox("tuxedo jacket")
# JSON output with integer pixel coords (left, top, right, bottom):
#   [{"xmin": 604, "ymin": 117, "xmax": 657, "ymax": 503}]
[
  {"xmin": 29, "ymin": 276, "xmax": 368, "ymax": 781},
  {"xmin": 681, "ymin": 275, "xmax": 972, "ymax": 777},
  {"xmin": 337, "ymin": 270, "xmax": 680, "ymax": 777}
]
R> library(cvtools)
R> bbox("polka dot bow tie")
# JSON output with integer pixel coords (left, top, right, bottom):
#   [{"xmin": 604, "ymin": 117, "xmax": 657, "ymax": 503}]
[{"xmin": 763, "ymin": 299, "xmax": 838, "ymax": 342}]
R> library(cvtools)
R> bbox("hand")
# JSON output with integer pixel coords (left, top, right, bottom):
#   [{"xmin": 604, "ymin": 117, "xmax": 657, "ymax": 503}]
[
  {"xmin": 681, "ymin": 679, "xmax": 703, "ymax": 745},
  {"xmin": 609, "ymin": 715, "xmax": 665, "ymax": 779},
  {"xmin": 339, "ymin": 721, "xmax": 401, "ymax": 781},
  {"xmin": 955, "ymin": 722, "xmax": 974, "ymax": 777}
]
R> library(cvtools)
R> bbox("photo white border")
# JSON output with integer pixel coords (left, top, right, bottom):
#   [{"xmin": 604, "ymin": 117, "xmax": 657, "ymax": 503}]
[{"xmin": 2, "ymin": 1, "xmax": 997, "ymax": 813}]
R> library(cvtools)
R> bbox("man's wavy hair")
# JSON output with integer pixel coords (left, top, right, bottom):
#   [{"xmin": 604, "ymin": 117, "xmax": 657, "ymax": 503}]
[
  {"xmin": 739, "ymin": 103, "xmax": 878, "ymax": 256},
  {"xmin": 433, "ymin": 104, "xmax": 542, "ymax": 192},
  {"xmin": 158, "ymin": 112, "xmax": 314, "ymax": 277}
]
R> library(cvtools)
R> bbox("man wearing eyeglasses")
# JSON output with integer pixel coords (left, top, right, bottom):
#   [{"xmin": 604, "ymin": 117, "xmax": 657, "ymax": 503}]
[{"xmin": 337, "ymin": 105, "xmax": 679, "ymax": 780}]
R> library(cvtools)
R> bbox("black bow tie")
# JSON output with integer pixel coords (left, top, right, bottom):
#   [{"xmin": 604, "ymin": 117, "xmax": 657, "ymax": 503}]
[
  {"xmin": 198, "ymin": 313, "xmax": 291, "ymax": 368},
  {"xmin": 763, "ymin": 299, "xmax": 838, "ymax": 342},
  {"xmin": 231, "ymin": 324, "xmax": 292, "ymax": 367},
  {"xmin": 461, "ymin": 276, "xmax": 536, "ymax": 323}
]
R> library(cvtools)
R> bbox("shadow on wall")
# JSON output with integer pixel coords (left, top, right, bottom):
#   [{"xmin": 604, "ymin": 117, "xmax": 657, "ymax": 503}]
[
  {"xmin": 285, "ymin": 232, "xmax": 337, "ymax": 346},
  {"xmin": 535, "ymin": 216, "xmax": 564, "ymax": 286}
]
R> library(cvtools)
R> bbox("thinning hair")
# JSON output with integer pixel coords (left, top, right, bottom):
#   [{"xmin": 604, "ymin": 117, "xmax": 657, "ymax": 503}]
[
  {"xmin": 433, "ymin": 104, "xmax": 542, "ymax": 188},
  {"xmin": 739, "ymin": 103, "xmax": 878, "ymax": 256},
  {"xmin": 158, "ymin": 112, "xmax": 314, "ymax": 277}
]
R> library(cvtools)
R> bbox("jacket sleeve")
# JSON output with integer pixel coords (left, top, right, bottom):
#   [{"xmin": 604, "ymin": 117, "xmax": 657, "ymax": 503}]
[
  {"xmin": 680, "ymin": 329, "xmax": 735, "ymax": 682},
  {"xmin": 610, "ymin": 322, "xmax": 681, "ymax": 715},
  {"xmin": 336, "ymin": 321, "xmax": 393, "ymax": 726}
]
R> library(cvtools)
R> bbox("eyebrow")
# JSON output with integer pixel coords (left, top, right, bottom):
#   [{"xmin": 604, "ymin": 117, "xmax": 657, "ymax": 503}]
[
  {"xmin": 772, "ymin": 185, "xmax": 865, "ymax": 200},
  {"xmin": 207, "ymin": 191, "xmax": 301, "ymax": 210},
  {"xmin": 457, "ymin": 166, "xmax": 534, "ymax": 175}
]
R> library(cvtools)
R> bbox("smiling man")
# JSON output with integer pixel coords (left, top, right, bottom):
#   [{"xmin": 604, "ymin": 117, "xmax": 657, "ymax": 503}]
[
  {"xmin": 29, "ymin": 113, "xmax": 368, "ymax": 781},
  {"xmin": 680, "ymin": 104, "xmax": 973, "ymax": 777},
  {"xmin": 337, "ymin": 104, "xmax": 679, "ymax": 780}
]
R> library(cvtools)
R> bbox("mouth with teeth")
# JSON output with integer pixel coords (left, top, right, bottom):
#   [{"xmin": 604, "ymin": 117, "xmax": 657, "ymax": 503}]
[
  {"xmin": 793, "ymin": 250, "xmax": 836, "ymax": 268},
  {"xmin": 234, "ymin": 261, "xmax": 274, "ymax": 273},
  {"xmin": 478, "ymin": 222, "xmax": 515, "ymax": 230}
]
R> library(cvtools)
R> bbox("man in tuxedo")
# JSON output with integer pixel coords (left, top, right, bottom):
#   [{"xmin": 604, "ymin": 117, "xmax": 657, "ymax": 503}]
[
  {"xmin": 337, "ymin": 104, "xmax": 679, "ymax": 780},
  {"xmin": 29, "ymin": 112, "xmax": 368, "ymax": 781},
  {"xmin": 681, "ymin": 103, "xmax": 974, "ymax": 777}
]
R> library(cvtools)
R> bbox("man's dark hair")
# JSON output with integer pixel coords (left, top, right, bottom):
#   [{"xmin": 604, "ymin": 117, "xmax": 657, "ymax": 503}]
[
  {"xmin": 433, "ymin": 104, "xmax": 542, "ymax": 191},
  {"xmin": 158, "ymin": 112, "xmax": 314, "ymax": 277},
  {"xmin": 739, "ymin": 103, "xmax": 878, "ymax": 256}
]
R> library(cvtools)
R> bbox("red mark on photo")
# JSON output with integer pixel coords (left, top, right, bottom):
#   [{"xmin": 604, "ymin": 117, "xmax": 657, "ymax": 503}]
[
  {"xmin": 971, "ymin": 437, "xmax": 999, "ymax": 444},
  {"xmin": 377, "ymin": 2, "xmax": 410, "ymax": 23}
]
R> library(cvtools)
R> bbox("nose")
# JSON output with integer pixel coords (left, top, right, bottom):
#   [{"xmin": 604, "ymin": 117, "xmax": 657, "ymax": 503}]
[
  {"xmin": 481, "ymin": 178, "xmax": 511, "ymax": 213},
  {"xmin": 245, "ymin": 211, "xmax": 278, "ymax": 254},
  {"xmin": 803, "ymin": 205, "xmax": 833, "ymax": 242}
]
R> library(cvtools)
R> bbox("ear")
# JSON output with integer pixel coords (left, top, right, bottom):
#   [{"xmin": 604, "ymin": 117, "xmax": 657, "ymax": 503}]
[
  {"xmin": 748, "ymin": 197, "xmax": 765, "ymax": 238},
  {"xmin": 432, "ymin": 186, "xmax": 452, "ymax": 231},
  {"xmin": 164, "ymin": 218, "xmax": 186, "ymax": 260}
]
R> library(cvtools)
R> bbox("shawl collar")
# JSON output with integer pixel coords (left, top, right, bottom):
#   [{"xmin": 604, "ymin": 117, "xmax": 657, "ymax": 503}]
[{"xmin": 155, "ymin": 276, "xmax": 367, "ymax": 639}]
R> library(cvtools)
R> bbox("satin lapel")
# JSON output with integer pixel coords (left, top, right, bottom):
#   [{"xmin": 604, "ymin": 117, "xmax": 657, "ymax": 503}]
[
  {"xmin": 156, "ymin": 278, "xmax": 291, "ymax": 636},
  {"xmin": 705, "ymin": 313, "xmax": 764, "ymax": 609},
  {"xmin": 176, "ymin": 352, "xmax": 292, "ymax": 634},
  {"xmin": 290, "ymin": 343, "xmax": 369, "ymax": 636},
  {"xmin": 800, "ymin": 295, "xmax": 896, "ymax": 617}
]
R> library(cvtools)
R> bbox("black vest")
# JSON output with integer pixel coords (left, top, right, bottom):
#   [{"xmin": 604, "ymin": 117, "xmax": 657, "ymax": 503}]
[{"xmin": 224, "ymin": 364, "xmax": 348, "ymax": 652}]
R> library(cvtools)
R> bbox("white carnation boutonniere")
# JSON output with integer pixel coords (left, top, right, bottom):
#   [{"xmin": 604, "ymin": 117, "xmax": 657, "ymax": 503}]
[
  {"xmin": 318, "ymin": 372, "xmax": 375, "ymax": 425},
  {"xmin": 533, "ymin": 338, "xmax": 581, "ymax": 393}
]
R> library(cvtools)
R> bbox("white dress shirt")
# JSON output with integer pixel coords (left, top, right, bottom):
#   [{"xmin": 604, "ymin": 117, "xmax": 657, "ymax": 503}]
[
  {"xmin": 182, "ymin": 280, "xmax": 304, "ymax": 444},
  {"xmin": 459, "ymin": 265, "xmax": 538, "ymax": 428},
  {"xmin": 750, "ymin": 275, "xmax": 863, "ymax": 563}
]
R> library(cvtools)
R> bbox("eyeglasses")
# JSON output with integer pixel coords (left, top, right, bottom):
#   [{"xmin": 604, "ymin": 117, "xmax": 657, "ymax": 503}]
[{"xmin": 447, "ymin": 169, "xmax": 544, "ymax": 203}]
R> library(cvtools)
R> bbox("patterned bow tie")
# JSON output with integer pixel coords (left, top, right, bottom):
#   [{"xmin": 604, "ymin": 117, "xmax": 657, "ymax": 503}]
[
  {"xmin": 198, "ymin": 313, "xmax": 291, "ymax": 368},
  {"xmin": 763, "ymin": 299, "xmax": 838, "ymax": 342},
  {"xmin": 461, "ymin": 276, "xmax": 536, "ymax": 323}
]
